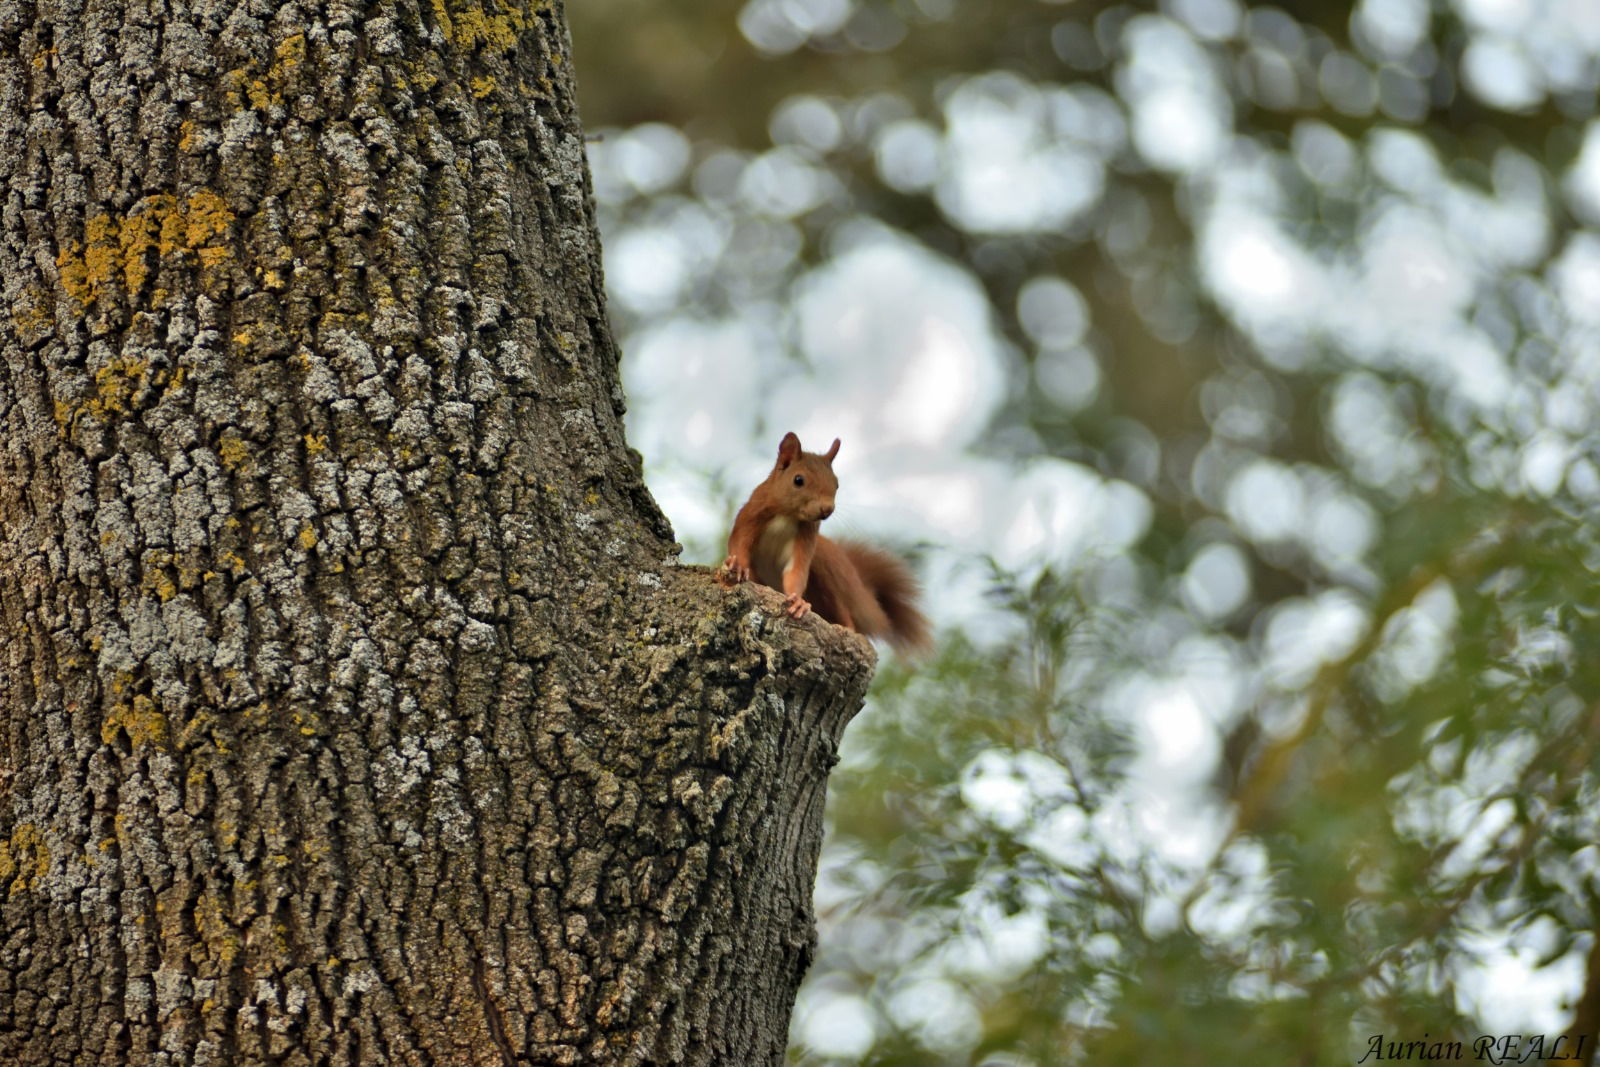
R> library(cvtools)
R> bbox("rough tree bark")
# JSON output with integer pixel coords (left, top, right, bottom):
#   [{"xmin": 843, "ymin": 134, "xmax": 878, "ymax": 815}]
[{"xmin": 0, "ymin": 0, "xmax": 875, "ymax": 1062}]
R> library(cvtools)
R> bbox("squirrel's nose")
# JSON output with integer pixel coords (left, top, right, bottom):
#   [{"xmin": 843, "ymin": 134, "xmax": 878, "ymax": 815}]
[{"xmin": 819, "ymin": 504, "xmax": 834, "ymax": 520}]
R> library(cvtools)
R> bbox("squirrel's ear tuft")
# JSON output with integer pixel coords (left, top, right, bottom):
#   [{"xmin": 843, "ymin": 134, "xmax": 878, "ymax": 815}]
[
  {"xmin": 824, "ymin": 438, "xmax": 840, "ymax": 463},
  {"xmin": 777, "ymin": 432, "xmax": 802, "ymax": 467}
]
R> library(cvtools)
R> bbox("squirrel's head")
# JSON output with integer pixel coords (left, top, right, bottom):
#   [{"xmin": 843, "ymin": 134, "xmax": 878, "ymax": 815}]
[{"xmin": 770, "ymin": 431, "xmax": 839, "ymax": 523}]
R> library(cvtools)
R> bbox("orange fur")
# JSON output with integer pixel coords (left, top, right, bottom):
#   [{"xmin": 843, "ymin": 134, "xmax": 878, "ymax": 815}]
[
  {"xmin": 721, "ymin": 432, "xmax": 931, "ymax": 659},
  {"xmin": 824, "ymin": 538, "xmax": 931, "ymax": 658}
]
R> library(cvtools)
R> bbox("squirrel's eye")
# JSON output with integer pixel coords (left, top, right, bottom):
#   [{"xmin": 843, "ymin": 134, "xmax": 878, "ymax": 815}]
[{"xmin": 793, "ymin": 475, "xmax": 805, "ymax": 487}]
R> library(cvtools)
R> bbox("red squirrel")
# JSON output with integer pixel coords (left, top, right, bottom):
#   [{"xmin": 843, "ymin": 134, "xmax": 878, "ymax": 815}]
[{"xmin": 720, "ymin": 432, "xmax": 931, "ymax": 657}]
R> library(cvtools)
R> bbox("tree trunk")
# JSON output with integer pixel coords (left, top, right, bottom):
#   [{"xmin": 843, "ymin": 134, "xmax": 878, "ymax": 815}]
[{"xmin": 0, "ymin": 1, "xmax": 874, "ymax": 1062}]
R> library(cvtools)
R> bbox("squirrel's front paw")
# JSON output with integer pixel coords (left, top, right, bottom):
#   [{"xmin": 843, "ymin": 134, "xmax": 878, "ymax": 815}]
[
  {"xmin": 720, "ymin": 557, "xmax": 750, "ymax": 585},
  {"xmin": 784, "ymin": 593, "xmax": 811, "ymax": 619}
]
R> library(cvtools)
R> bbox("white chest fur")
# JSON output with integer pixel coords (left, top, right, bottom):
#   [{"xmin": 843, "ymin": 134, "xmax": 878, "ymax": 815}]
[{"xmin": 753, "ymin": 515, "xmax": 798, "ymax": 588}]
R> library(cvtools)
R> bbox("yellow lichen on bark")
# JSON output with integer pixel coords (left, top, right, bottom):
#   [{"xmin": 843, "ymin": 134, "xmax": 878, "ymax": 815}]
[
  {"xmin": 217, "ymin": 435, "xmax": 251, "ymax": 471},
  {"xmin": 182, "ymin": 192, "xmax": 235, "ymax": 268},
  {"xmin": 176, "ymin": 710, "xmax": 215, "ymax": 751},
  {"xmin": 431, "ymin": 0, "xmax": 533, "ymax": 50},
  {"xmin": 222, "ymin": 36, "xmax": 307, "ymax": 114},
  {"xmin": 274, "ymin": 33, "xmax": 307, "ymax": 71},
  {"xmin": 138, "ymin": 548, "xmax": 216, "ymax": 601},
  {"xmin": 55, "ymin": 191, "xmax": 236, "ymax": 308},
  {"xmin": 9, "ymin": 289, "xmax": 53, "ymax": 341},
  {"xmin": 91, "ymin": 357, "xmax": 151, "ymax": 418},
  {"xmin": 192, "ymin": 893, "xmax": 242, "ymax": 965},
  {"xmin": 0, "ymin": 825, "xmax": 52, "ymax": 894},
  {"xmin": 53, "ymin": 358, "xmax": 190, "ymax": 435},
  {"xmin": 102, "ymin": 694, "xmax": 168, "ymax": 750}
]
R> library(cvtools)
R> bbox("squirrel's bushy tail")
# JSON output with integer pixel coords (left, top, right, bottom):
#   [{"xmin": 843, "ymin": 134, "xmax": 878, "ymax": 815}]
[{"xmin": 835, "ymin": 539, "xmax": 933, "ymax": 659}]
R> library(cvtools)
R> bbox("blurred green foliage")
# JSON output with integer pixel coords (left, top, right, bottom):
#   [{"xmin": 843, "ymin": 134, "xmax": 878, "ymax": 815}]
[{"xmin": 568, "ymin": 0, "xmax": 1600, "ymax": 1061}]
